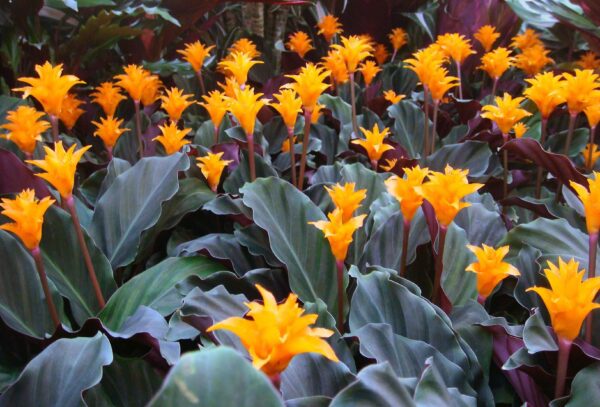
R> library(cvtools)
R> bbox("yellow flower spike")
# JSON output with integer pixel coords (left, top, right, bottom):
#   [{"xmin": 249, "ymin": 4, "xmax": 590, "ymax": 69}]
[
  {"xmin": 514, "ymin": 45, "xmax": 553, "ymax": 76},
  {"xmin": 381, "ymin": 158, "xmax": 398, "ymax": 172},
  {"xmin": 321, "ymin": 50, "xmax": 349, "ymax": 85},
  {"xmin": 426, "ymin": 67, "xmax": 459, "ymax": 102},
  {"xmin": 140, "ymin": 75, "xmax": 162, "ymax": 107},
  {"xmin": 159, "ymin": 87, "xmax": 194, "ymax": 122},
  {"xmin": 196, "ymin": 152, "xmax": 233, "ymax": 192},
  {"xmin": 511, "ymin": 28, "xmax": 543, "ymax": 50},
  {"xmin": 527, "ymin": 258, "xmax": 600, "ymax": 341},
  {"xmin": 92, "ymin": 115, "xmax": 129, "ymax": 150},
  {"xmin": 226, "ymin": 86, "xmax": 267, "ymax": 136},
  {"xmin": 218, "ymin": 77, "xmax": 241, "ymax": 99},
  {"xmin": 584, "ymin": 96, "xmax": 600, "ymax": 129},
  {"xmin": 200, "ymin": 90, "xmax": 228, "ymax": 129},
  {"xmin": 14, "ymin": 62, "xmax": 84, "ymax": 117},
  {"xmin": 466, "ymin": 244, "xmax": 520, "ymax": 298},
  {"xmin": 570, "ymin": 172, "xmax": 600, "ymax": 234},
  {"xmin": 228, "ymin": 38, "xmax": 261, "ymax": 59},
  {"xmin": 0, "ymin": 106, "xmax": 50, "ymax": 154},
  {"xmin": 582, "ymin": 144, "xmax": 600, "ymax": 171},
  {"xmin": 309, "ymin": 208, "xmax": 367, "ymax": 261},
  {"xmin": 385, "ymin": 165, "xmax": 429, "ymax": 222},
  {"xmin": 317, "ymin": 15, "xmax": 342, "ymax": 43},
  {"xmin": 418, "ymin": 165, "xmax": 484, "ymax": 226},
  {"xmin": 474, "ymin": 25, "xmax": 500, "ymax": 52},
  {"xmin": 218, "ymin": 51, "xmax": 263, "ymax": 86},
  {"xmin": 271, "ymin": 89, "xmax": 303, "ymax": 129},
  {"xmin": 405, "ymin": 45, "xmax": 447, "ymax": 87},
  {"xmin": 388, "ymin": 28, "xmax": 408, "ymax": 54},
  {"xmin": 359, "ymin": 60, "xmax": 381, "ymax": 87},
  {"xmin": 114, "ymin": 64, "xmax": 153, "ymax": 102},
  {"xmin": 177, "ymin": 41, "xmax": 215, "ymax": 73},
  {"xmin": 208, "ymin": 284, "xmax": 338, "ymax": 377},
  {"xmin": 281, "ymin": 136, "xmax": 297, "ymax": 153},
  {"xmin": 311, "ymin": 104, "xmax": 325, "ymax": 124},
  {"xmin": 560, "ymin": 69, "xmax": 600, "ymax": 115},
  {"xmin": 324, "ymin": 183, "xmax": 367, "ymax": 222},
  {"xmin": 513, "ymin": 122, "xmax": 528, "ymax": 139},
  {"xmin": 383, "ymin": 90, "xmax": 405, "ymax": 104},
  {"xmin": 285, "ymin": 63, "xmax": 330, "ymax": 112},
  {"xmin": 524, "ymin": 72, "xmax": 566, "ymax": 119},
  {"xmin": 0, "ymin": 189, "xmax": 55, "ymax": 250},
  {"xmin": 351, "ymin": 123, "xmax": 394, "ymax": 163},
  {"xmin": 479, "ymin": 47, "xmax": 514, "ymax": 80},
  {"xmin": 90, "ymin": 82, "xmax": 126, "ymax": 117},
  {"xmin": 374, "ymin": 44, "xmax": 390, "ymax": 65},
  {"xmin": 58, "ymin": 93, "xmax": 84, "ymax": 131},
  {"xmin": 436, "ymin": 33, "xmax": 475, "ymax": 64},
  {"xmin": 481, "ymin": 93, "xmax": 531, "ymax": 135},
  {"xmin": 153, "ymin": 122, "xmax": 191, "ymax": 155},
  {"xmin": 331, "ymin": 35, "xmax": 374, "ymax": 73},
  {"xmin": 27, "ymin": 141, "xmax": 91, "ymax": 199},
  {"xmin": 286, "ymin": 31, "xmax": 314, "ymax": 59},
  {"xmin": 578, "ymin": 51, "xmax": 600, "ymax": 71}
]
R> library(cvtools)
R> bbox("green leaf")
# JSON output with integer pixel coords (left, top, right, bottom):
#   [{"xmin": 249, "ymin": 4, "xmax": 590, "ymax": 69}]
[
  {"xmin": 523, "ymin": 310, "xmax": 558, "ymax": 353},
  {"xmin": 240, "ymin": 177, "xmax": 338, "ymax": 315},
  {"xmin": 387, "ymin": 100, "xmax": 427, "ymax": 158},
  {"xmin": 90, "ymin": 153, "xmax": 189, "ymax": 268},
  {"xmin": 99, "ymin": 257, "xmax": 223, "ymax": 330},
  {"xmin": 148, "ymin": 347, "xmax": 284, "ymax": 407},
  {"xmin": 424, "ymin": 141, "xmax": 496, "ymax": 179},
  {"xmin": 567, "ymin": 362, "xmax": 600, "ymax": 406},
  {"xmin": 0, "ymin": 334, "xmax": 112, "ymax": 406},
  {"xmin": 402, "ymin": 2, "xmax": 439, "ymax": 41},
  {"xmin": 223, "ymin": 151, "xmax": 278, "ymax": 194}
]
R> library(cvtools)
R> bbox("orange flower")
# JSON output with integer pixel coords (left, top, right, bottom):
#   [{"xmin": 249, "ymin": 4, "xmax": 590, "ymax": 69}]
[
  {"xmin": 466, "ymin": 244, "xmax": 520, "ymax": 298},
  {"xmin": 560, "ymin": 69, "xmax": 600, "ymax": 115},
  {"xmin": 153, "ymin": 122, "xmax": 191, "ymax": 155},
  {"xmin": 381, "ymin": 158, "xmax": 398, "ymax": 172},
  {"xmin": 331, "ymin": 35, "xmax": 374, "ymax": 73},
  {"xmin": 582, "ymin": 144, "xmax": 600, "ymax": 171},
  {"xmin": 140, "ymin": 75, "xmax": 162, "ymax": 107},
  {"xmin": 92, "ymin": 116, "xmax": 129, "ymax": 149},
  {"xmin": 58, "ymin": 93, "xmax": 84, "ymax": 131},
  {"xmin": 91, "ymin": 82, "xmax": 126, "ymax": 117},
  {"xmin": 513, "ymin": 122, "xmax": 528, "ymax": 139},
  {"xmin": 570, "ymin": 172, "xmax": 600, "ymax": 234},
  {"xmin": 208, "ymin": 284, "xmax": 338, "ymax": 376},
  {"xmin": 527, "ymin": 258, "xmax": 600, "ymax": 341},
  {"xmin": 114, "ymin": 64, "xmax": 153, "ymax": 102},
  {"xmin": 226, "ymin": 86, "xmax": 267, "ymax": 136},
  {"xmin": 385, "ymin": 165, "xmax": 429, "ymax": 221},
  {"xmin": 311, "ymin": 104, "xmax": 324, "ymax": 124},
  {"xmin": 584, "ymin": 97, "xmax": 600, "ymax": 128},
  {"xmin": 578, "ymin": 51, "xmax": 600, "ymax": 71},
  {"xmin": 281, "ymin": 136, "xmax": 297, "ymax": 153},
  {"xmin": 310, "ymin": 208, "xmax": 366, "ymax": 261},
  {"xmin": 178, "ymin": 41, "xmax": 215, "ymax": 73},
  {"xmin": 218, "ymin": 77, "xmax": 240, "ymax": 99},
  {"xmin": 524, "ymin": 72, "xmax": 565, "ymax": 119},
  {"xmin": 373, "ymin": 44, "xmax": 390, "ymax": 65},
  {"xmin": 218, "ymin": 51, "xmax": 263, "ymax": 86},
  {"xmin": 271, "ymin": 89, "xmax": 303, "ymax": 129},
  {"xmin": 0, "ymin": 189, "xmax": 55, "ymax": 250},
  {"xmin": 228, "ymin": 38, "xmax": 261, "ymax": 59},
  {"xmin": 481, "ymin": 93, "xmax": 531, "ymax": 134},
  {"xmin": 427, "ymin": 66, "xmax": 459, "ymax": 101},
  {"xmin": 383, "ymin": 90, "xmax": 405, "ymax": 104},
  {"xmin": 0, "ymin": 106, "xmax": 50, "ymax": 154},
  {"xmin": 479, "ymin": 47, "xmax": 514, "ymax": 80},
  {"xmin": 436, "ymin": 33, "xmax": 475, "ymax": 64},
  {"xmin": 200, "ymin": 90, "xmax": 228, "ymax": 129},
  {"xmin": 405, "ymin": 45, "xmax": 446, "ymax": 87},
  {"xmin": 359, "ymin": 60, "xmax": 381, "ymax": 86},
  {"xmin": 160, "ymin": 87, "xmax": 194, "ymax": 122},
  {"xmin": 511, "ymin": 28, "xmax": 543, "ymax": 50},
  {"xmin": 197, "ymin": 152, "xmax": 232, "ymax": 192},
  {"xmin": 14, "ymin": 62, "xmax": 84, "ymax": 117},
  {"xmin": 388, "ymin": 28, "xmax": 408, "ymax": 52},
  {"xmin": 514, "ymin": 45, "xmax": 553, "ymax": 76},
  {"xmin": 27, "ymin": 141, "xmax": 91, "ymax": 198},
  {"xmin": 317, "ymin": 15, "xmax": 342, "ymax": 43},
  {"xmin": 286, "ymin": 31, "xmax": 314, "ymax": 59},
  {"xmin": 321, "ymin": 50, "xmax": 349, "ymax": 85},
  {"xmin": 351, "ymin": 124, "xmax": 394, "ymax": 163},
  {"xmin": 325, "ymin": 183, "xmax": 367, "ymax": 222},
  {"xmin": 285, "ymin": 63, "xmax": 330, "ymax": 112},
  {"xmin": 474, "ymin": 25, "xmax": 500, "ymax": 52},
  {"xmin": 418, "ymin": 165, "xmax": 483, "ymax": 226}
]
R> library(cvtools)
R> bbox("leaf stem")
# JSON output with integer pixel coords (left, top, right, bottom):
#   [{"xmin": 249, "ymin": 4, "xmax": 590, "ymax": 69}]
[
  {"xmin": 297, "ymin": 109, "xmax": 312, "ymax": 190},
  {"xmin": 246, "ymin": 132, "xmax": 256, "ymax": 182},
  {"xmin": 336, "ymin": 259, "xmax": 345, "ymax": 334},
  {"xmin": 287, "ymin": 126, "xmax": 297, "ymax": 187},
  {"xmin": 31, "ymin": 246, "xmax": 60, "ymax": 327},
  {"xmin": 554, "ymin": 336, "xmax": 572, "ymax": 399},
  {"xmin": 134, "ymin": 100, "xmax": 144, "ymax": 159},
  {"xmin": 432, "ymin": 224, "xmax": 447, "ymax": 305},
  {"xmin": 586, "ymin": 232, "xmax": 599, "ymax": 343},
  {"xmin": 400, "ymin": 218, "xmax": 411, "ymax": 277}
]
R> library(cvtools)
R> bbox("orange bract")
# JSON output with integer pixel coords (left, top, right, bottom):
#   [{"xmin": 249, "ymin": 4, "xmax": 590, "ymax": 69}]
[
  {"xmin": 474, "ymin": 25, "xmax": 500, "ymax": 52},
  {"xmin": 310, "ymin": 208, "xmax": 366, "ymax": 261},
  {"xmin": 466, "ymin": 244, "xmax": 520, "ymax": 298},
  {"xmin": 0, "ymin": 106, "xmax": 50, "ymax": 154},
  {"xmin": 153, "ymin": 122, "xmax": 191, "ymax": 155},
  {"xmin": 285, "ymin": 63, "xmax": 330, "ymax": 112},
  {"xmin": 197, "ymin": 152, "xmax": 232, "ymax": 192},
  {"xmin": 178, "ymin": 41, "xmax": 215, "ymax": 72},
  {"xmin": 91, "ymin": 82, "xmax": 126, "ymax": 117},
  {"xmin": 286, "ymin": 31, "xmax": 314, "ymax": 59},
  {"xmin": 385, "ymin": 165, "xmax": 429, "ymax": 221}
]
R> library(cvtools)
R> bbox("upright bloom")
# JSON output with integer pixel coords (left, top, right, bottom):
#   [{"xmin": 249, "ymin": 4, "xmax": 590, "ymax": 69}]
[
  {"xmin": 331, "ymin": 35, "xmax": 374, "ymax": 73},
  {"xmin": 383, "ymin": 90, "xmax": 405, "ymax": 104},
  {"xmin": 351, "ymin": 124, "xmax": 394, "ymax": 163},
  {"xmin": 114, "ymin": 64, "xmax": 153, "ymax": 103},
  {"xmin": 58, "ymin": 93, "xmax": 84, "ymax": 131},
  {"xmin": 570, "ymin": 172, "xmax": 600, "ymax": 234},
  {"xmin": 197, "ymin": 152, "xmax": 232, "ymax": 192},
  {"xmin": 160, "ymin": 87, "xmax": 194, "ymax": 122},
  {"xmin": 524, "ymin": 72, "xmax": 565, "ymax": 119},
  {"xmin": 388, "ymin": 28, "xmax": 407, "ymax": 55},
  {"xmin": 325, "ymin": 183, "xmax": 367, "ymax": 222},
  {"xmin": 321, "ymin": 50, "xmax": 349, "ymax": 85},
  {"xmin": 317, "ymin": 15, "xmax": 342, "ymax": 43},
  {"xmin": 285, "ymin": 63, "xmax": 330, "ymax": 112},
  {"xmin": 584, "ymin": 98, "xmax": 600, "ymax": 129},
  {"xmin": 310, "ymin": 208, "xmax": 366, "ymax": 261},
  {"xmin": 481, "ymin": 93, "xmax": 531, "ymax": 135},
  {"xmin": 578, "ymin": 52, "xmax": 600, "ymax": 71},
  {"xmin": 0, "ymin": 189, "xmax": 55, "ymax": 250},
  {"xmin": 90, "ymin": 82, "xmax": 125, "ymax": 117},
  {"xmin": 513, "ymin": 122, "xmax": 528, "ymax": 139},
  {"xmin": 560, "ymin": 69, "xmax": 600, "ymax": 115},
  {"xmin": 218, "ymin": 51, "xmax": 263, "ymax": 86},
  {"xmin": 527, "ymin": 258, "xmax": 600, "ymax": 341},
  {"xmin": 359, "ymin": 60, "xmax": 381, "ymax": 86},
  {"xmin": 271, "ymin": 89, "xmax": 303, "ymax": 129},
  {"xmin": 582, "ymin": 144, "xmax": 600, "ymax": 171},
  {"xmin": 228, "ymin": 38, "xmax": 261, "ymax": 59},
  {"xmin": 0, "ymin": 106, "xmax": 50, "ymax": 154},
  {"xmin": 511, "ymin": 28, "xmax": 543, "ymax": 50},
  {"xmin": 178, "ymin": 41, "xmax": 215, "ymax": 73},
  {"xmin": 92, "ymin": 116, "xmax": 128, "ymax": 150},
  {"xmin": 405, "ymin": 45, "xmax": 447, "ymax": 88},
  {"xmin": 385, "ymin": 165, "xmax": 429, "ymax": 221},
  {"xmin": 153, "ymin": 122, "xmax": 191, "ymax": 155},
  {"xmin": 226, "ymin": 86, "xmax": 267, "ymax": 136},
  {"xmin": 436, "ymin": 33, "xmax": 475, "ymax": 65},
  {"xmin": 140, "ymin": 75, "xmax": 162, "ymax": 107},
  {"xmin": 466, "ymin": 244, "xmax": 520, "ymax": 298},
  {"xmin": 286, "ymin": 31, "xmax": 314, "ymax": 59},
  {"xmin": 14, "ymin": 62, "xmax": 84, "ymax": 117},
  {"xmin": 474, "ymin": 25, "xmax": 500, "ymax": 52},
  {"xmin": 200, "ymin": 90, "xmax": 228, "ymax": 129},
  {"xmin": 27, "ymin": 141, "xmax": 91, "ymax": 198},
  {"xmin": 373, "ymin": 44, "xmax": 390, "ymax": 65},
  {"xmin": 427, "ymin": 66, "xmax": 459, "ymax": 101},
  {"xmin": 514, "ymin": 45, "xmax": 553, "ymax": 76},
  {"xmin": 479, "ymin": 47, "xmax": 514, "ymax": 80},
  {"xmin": 208, "ymin": 284, "xmax": 338, "ymax": 377}
]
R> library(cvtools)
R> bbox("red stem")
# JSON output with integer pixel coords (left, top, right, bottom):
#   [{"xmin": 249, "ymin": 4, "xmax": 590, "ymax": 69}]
[
  {"xmin": 246, "ymin": 132, "xmax": 256, "ymax": 182},
  {"xmin": 588, "ymin": 126, "xmax": 597, "ymax": 172},
  {"xmin": 196, "ymin": 70, "xmax": 207, "ymax": 96},
  {"xmin": 432, "ymin": 225, "xmax": 447, "ymax": 305},
  {"xmin": 456, "ymin": 61, "xmax": 463, "ymax": 99},
  {"xmin": 31, "ymin": 247, "xmax": 60, "ymax": 327},
  {"xmin": 400, "ymin": 218, "xmax": 411, "ymax": 277},
  {"xmin": 214, "ymin": 125, "xmax": 220, "ymax": 146},
  {"xmin": 287, "ymin": 126, "xmax": 297, "ymax": 187},
  {"xmin": 134, "ymin": 100, "xmax": 144, "ymax": 159},
  {"xmin": 430, "ymin": 100, "xmax": 439, "ymax": 154},
  {"xmin": 336, "ymin": 259, "xmax": 345, "ymax": 334},
  {"xmin": 423, "ymin": 87, "xmax": 430, "ymax": 158},
  {"xmin": 50, "ymin": 115, "xmax": 59, "ymax": 143},
  {"xmin": 297, "ymin": 109, "xmax": 312, "ymax": 190},
  {"xmin": 586, "ymin": 232, "xmax": 599, "ymax": 343},
  {"xmin": 491, "ymin": 77, "xmax": 498, "ymax": 98},
  {"xmin": 554, "ymin": 337, "xmax": 572, "ymax": 399},
  {"xmin": 349, "ymin": 72, "xmax": 359, "ymax": 139}
]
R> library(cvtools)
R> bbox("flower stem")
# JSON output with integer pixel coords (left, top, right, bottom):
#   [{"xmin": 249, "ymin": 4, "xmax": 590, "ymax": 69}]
[
  {"xmin": 297, "ymin": 109, "xmax": 312, "ymax": 190},
  {"xmin": 106, "ymin": 146, "xmax": 113, "ymax": 161},
  {"xmin": 456, "ymin": 61, "xmax": 463, "ymax": 99},
  {"xmin": 364, "ymin": 84, "xmax": 370, "ymax": 108},
  {"xmin": 336, "ymin": 259, "xmax": 345, "ymax": 334},
  {"xmin": 31, "ymin": 247, "xmax": 60, "ymax": 327},
  {"xmin": 195, "ymin": 70, "xmax": 207, "ymax": 96},
  {"xmin": 563, "ymin": 112, "xmax": 578, "ymax": 156},
  {"xmin": 349, "ymin": 72, "xmax": 360, "ymax": 139},
  {"xmin": 585, "ymin": 232, "xmax": 599, "ymax": 343},
  {"xmin": 535, "ymin": 118, "xmax": 548, "ymax": 199},
  {"xmin": 370, "ymin": 159, "xmax": 378, "ymax": 171},
  {"xmin": 246, "ymin": 132, "xmax": 256, "ymax": 182},
  {"xmin": 287, "ymin": 126, "xmax": 297, "ymax": 187},
  {"xmin": 430, "ymin": 100, "xmax": 439, "ymax": 155},
  {"xmin": 491, "ymin": 77, "xmax": 498, "ymax": 98},
  {"xmin": 554, "ymin": 337, "xmax": 572, "ymax": 399},
  {"xmin": 66, "ymin": 196, "xmax": 105, "ymax": 308},
  {"xmin": 588, "ymin": 125, "xmax": 596, "ymax": 172},
  {"xmin": 50, "ymin": 115, "xmax": 59, "ymax": 143},
  {"xmin": 214, "ymin": 125, "xmax": 220, "ymax": 146},
  {"xmin": 133, "ymin": 100, "xmax": 144, "ymax": 159},
  {"xmin": 432, "ymin": 225, "xmax": 448, "ymax": 305},
  {"xmin": 400, "ymin": 218, "xmax": 411, "ymax": 277},
  {"xmin": 477, "ymin": 294, "xmax": 486, "ymax": 306},
  {"xmin": 503, "ymin": 146, "xmax": 509, "ymax": 202},
  {"xmin": 391, "ymin": 49, "xmax": 397, "ymax": 63},
  {"xmin": 423, "ymin": 87, "xmax": 430, "ymax": 158}
]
